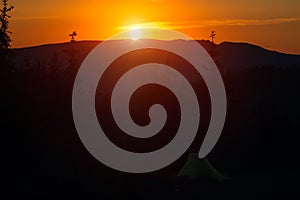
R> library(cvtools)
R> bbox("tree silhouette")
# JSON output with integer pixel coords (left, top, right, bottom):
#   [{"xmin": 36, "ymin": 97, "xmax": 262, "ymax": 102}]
[
  {"xmin": 63, "ymin": 31, "xmax": 79, "ymax": 73},
  {"xmin": 0, "ymin": 0, "xmax": 14, "ymax": 51},
  {"xmin": 0, "ymin": 0, "xmax": 14, "ymax": 72},
  {"xmin": 209, "ymin": 31, "xmax": 216, "ymax": 45},
  {"xmin": 69, "ymin": 31, "xmax": 77, "ymax": 42}
]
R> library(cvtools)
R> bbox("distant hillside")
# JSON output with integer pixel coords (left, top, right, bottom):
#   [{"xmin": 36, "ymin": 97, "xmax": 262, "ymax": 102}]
[
  {"xmin": 11, "ymin": 40, "xmax": 300, "ymax": 73},
  {"xmin": 213, "ymin": 42, "xmax": 300, "ymax": 71},
  {"xmin": 12, "ymin": 41, "xmax": 101, "ymax": 72}
]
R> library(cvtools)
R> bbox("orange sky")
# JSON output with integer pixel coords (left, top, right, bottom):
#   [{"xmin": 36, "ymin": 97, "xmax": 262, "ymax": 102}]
[{"xmin": 9, "ymin": 0, "xmax": 300, "ymax": 54}]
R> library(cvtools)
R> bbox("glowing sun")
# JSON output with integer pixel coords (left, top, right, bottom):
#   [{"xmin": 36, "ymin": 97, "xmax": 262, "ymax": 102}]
[
  {"xmin": 117, "ymin": 22, "xmax": 173, "ymax": 41},
  {"xmin": 129, "ymin": 26, "xmax": 142, "ymax": 40}
]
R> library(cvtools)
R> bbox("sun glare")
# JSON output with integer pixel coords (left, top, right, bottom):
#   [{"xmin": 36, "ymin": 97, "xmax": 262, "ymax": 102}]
[
  {"xmin": 129, "ymin": 26, "xmax": 142, "ymax": 40},
  {"xmin": 117, "ymin": 22, "xmax": 171, "ymax": 40},
  {"xmin": 115, "ymin": 22, "xmax": 184, "ymax": 41}
]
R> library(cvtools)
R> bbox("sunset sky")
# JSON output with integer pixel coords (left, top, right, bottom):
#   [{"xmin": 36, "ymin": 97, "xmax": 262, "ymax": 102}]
[{"xmin": 9, "ymin": 0, "xmax": 300, "ymax": 54}]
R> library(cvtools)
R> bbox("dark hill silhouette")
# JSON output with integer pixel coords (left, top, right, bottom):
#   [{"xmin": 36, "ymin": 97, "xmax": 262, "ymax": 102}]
[
  {"xmin": 12, "ymin": 41, "xmax": 100, "ymax": 72},
  {"xmin": 213, "ymin": 42, "xmax": 300, "ymax": 71},
  {"xmin": 3, "ymin": 40, "xmax": 300, "ymax": 197},
  {"xmin": 11, "ymin": 40, "xmax": 300, "ymax": 73}
]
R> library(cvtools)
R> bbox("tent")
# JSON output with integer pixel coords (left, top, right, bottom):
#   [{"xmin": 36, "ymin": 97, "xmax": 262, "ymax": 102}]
[{"xmin": 177, "ymin": 153, "xmax": 229, "ymax": 181}]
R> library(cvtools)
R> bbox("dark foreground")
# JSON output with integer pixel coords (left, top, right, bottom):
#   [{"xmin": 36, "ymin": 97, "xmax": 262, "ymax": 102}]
[{"xmin": 2, "ymin": 41, "xmax": 300, "ymax": 199}]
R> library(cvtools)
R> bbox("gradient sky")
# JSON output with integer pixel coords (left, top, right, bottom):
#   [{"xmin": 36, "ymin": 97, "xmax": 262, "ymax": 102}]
[{"xmin": 9, "ymin": 0, "xmax": 300, "ymax": 54}]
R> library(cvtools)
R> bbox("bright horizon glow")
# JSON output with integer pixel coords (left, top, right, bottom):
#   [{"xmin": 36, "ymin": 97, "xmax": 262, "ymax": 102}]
[
  {"xmin": 118, "ymin": 22, "xmax": 173, "ymax": 41},
  {"xmin": 117, "ymin": 22, "xmax": 171, "ymax": 31},
  {"xmin": 129, "ymin": 26, "xmax": 142, "ymax": 40},
  {"xmin": 9, "ymin": 0, "xmax": 300, "ymax": 54},
  {"xmin": 119, "ymin": 22, "xmax": 170, "ymax": 41}
]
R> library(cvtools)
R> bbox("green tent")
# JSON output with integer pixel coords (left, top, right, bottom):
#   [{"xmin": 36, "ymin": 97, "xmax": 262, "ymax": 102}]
[{"xmin": 178, "ymin": 153, "xmax": 229, "ymax": 181}]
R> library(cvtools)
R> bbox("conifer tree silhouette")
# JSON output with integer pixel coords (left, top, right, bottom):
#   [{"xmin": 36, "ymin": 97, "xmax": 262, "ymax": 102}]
[
  {"xmin": 0, "ymin": 0, "xmax": 14, "ymax": 52},
  {"xmin": 0, "ymin": 0, "xmax": 14, "ymax": 72}
]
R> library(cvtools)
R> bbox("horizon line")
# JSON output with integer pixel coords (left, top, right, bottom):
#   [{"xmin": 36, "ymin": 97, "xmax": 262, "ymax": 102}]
[{"xmin": 12, "ymin": 39, "xmax": 300, "ymax": 56}]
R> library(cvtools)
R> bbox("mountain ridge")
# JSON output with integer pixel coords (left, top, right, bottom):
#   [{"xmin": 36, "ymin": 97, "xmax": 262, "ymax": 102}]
[{"xmin": 11, "ymin": 40, "xmax": 300, "ymax": 72}]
